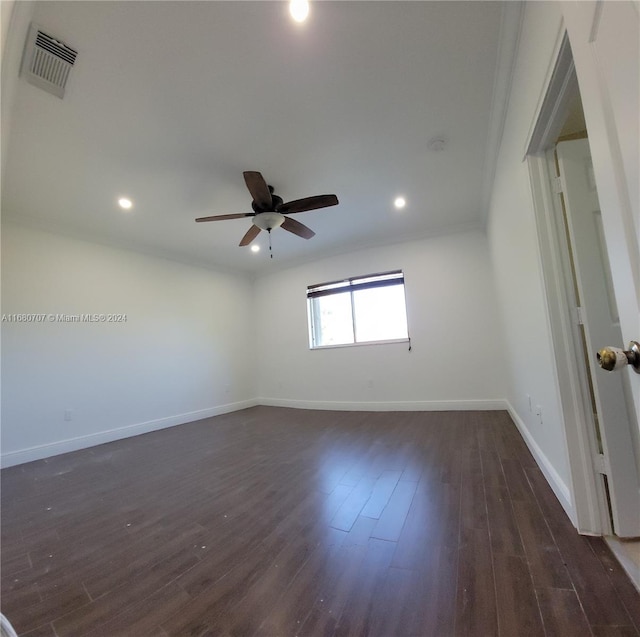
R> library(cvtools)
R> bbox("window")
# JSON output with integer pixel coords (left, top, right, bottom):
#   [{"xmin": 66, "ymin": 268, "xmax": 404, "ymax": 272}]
[{"xmin": 307, "ymin": 270, "xmax": 409, "ymax": 348}]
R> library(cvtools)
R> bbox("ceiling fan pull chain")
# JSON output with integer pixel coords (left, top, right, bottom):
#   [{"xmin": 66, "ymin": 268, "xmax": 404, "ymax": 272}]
[{"xmin": 268, "ymin": 229, "xmax": 273, "ymax": 259}]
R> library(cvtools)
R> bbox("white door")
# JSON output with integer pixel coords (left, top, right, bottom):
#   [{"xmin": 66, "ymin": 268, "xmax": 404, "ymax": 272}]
[{"xmin": 556, "ymin": 138, "xmax": 640, "ymax": 537}]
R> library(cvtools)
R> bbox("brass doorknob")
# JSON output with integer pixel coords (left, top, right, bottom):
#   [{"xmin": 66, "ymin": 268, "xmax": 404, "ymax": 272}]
[{"xmin": 597, "ymin": 341, "xmax": 640, "ymax": 374}]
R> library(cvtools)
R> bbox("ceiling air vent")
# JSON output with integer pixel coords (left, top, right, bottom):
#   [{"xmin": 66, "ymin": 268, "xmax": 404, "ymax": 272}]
[{"xmin": 20, "ymin": 24, "xmax": 78, "ymax": 98}]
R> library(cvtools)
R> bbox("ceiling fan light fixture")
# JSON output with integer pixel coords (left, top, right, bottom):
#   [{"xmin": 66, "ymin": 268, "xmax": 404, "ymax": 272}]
[{"xmin": 253, "ymin": 212, "xmax": 285, "ymax": 231}]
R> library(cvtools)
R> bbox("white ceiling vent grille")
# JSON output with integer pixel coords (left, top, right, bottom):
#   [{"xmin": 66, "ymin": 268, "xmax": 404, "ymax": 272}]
[{"xmin": 20, "ymin": 24, "xmax": 78, "ymax": 98}]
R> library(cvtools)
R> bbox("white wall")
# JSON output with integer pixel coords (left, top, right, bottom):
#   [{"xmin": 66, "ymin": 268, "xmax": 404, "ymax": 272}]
[
  {"xmin": 486, "ymin": 2, "xmax": 573, "ymax": 516},
  {"xmin": 1, "ymin": 1, "xmax": 34, "ymax": 184},
  {"xmin": 1, "ymin": 223, "xmax": 256, "ymax": 466},
  {"xmin": 1, "ymin": 225, "xmax": 507, "ymax": 468},
  {"xmin": 254, "ymin": 230, "xmax": 507, "ymax": 411}
]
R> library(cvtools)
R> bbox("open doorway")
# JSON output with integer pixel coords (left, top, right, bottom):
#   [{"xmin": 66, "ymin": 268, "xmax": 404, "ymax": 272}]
[{"xmin": 526, "ymin": 34, "xmax": 640, "ymax": 585}]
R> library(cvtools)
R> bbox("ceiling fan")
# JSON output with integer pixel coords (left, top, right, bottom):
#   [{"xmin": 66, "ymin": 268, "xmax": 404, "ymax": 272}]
[{"xmin": 195, "ymin": 171, "xmax": 339, "ymax": 249}]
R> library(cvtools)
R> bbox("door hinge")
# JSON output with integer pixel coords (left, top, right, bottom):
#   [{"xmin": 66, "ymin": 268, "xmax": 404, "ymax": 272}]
[
  {"xmin": 552, "ymin": 176, "xmax": 563, "ymax": 194},
  {"xmin": 594, "ymin": 453, "xmax": 608, "ymax": 475},
  {"xmin": 575, "ymin": 306, "xmax": 585, "ymax": 325}
]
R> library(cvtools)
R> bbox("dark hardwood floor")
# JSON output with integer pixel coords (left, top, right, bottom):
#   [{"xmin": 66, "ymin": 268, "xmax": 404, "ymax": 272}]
[{"xmin": 1, "ymin": 407, "xmax": 638, "ymax": 636}]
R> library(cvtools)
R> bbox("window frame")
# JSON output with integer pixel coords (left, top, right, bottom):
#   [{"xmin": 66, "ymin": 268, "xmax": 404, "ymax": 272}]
[{"xmin": 306, "ymin": 270, "xmax": 410, "ymax": 350}]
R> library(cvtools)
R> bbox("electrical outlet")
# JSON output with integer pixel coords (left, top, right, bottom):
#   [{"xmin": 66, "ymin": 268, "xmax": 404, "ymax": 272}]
[
  {"xmin": 367, "ymin": 379, "xmax": 374, "ymax": 389},
  {"xmin": 64, "ymin": 409, "xmax": 74, "ymax": 421},
  {"xmin": 535, "ymin": 405, "xmax": 543, "ymax": 425}
]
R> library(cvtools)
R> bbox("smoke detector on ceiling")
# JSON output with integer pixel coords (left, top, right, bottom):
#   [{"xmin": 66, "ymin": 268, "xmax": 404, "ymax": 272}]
[
  {"xmin": 427, "ymin": 136, "xmax": 448, "ymax": 152},
  {"xmin": 20, "ymin": 23, "xmax": 78, "ymax": 99}
]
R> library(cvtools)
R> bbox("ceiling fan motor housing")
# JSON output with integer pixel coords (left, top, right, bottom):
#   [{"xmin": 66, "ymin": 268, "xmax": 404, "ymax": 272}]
[{"xmin": 251, "ymin": 192, "xmax": 283, "ymax": 213}]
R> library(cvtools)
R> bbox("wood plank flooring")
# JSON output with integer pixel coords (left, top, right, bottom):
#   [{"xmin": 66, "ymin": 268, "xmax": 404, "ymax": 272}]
[{"xmin": 1, "ymin": 407, "xmax": 638, "ymax": 636}]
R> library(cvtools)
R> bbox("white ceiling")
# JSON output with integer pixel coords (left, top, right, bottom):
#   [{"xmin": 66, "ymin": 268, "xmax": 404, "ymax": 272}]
[{"xmin": 2, "ymin": 1, "xmax": 517, "ymax": 274}]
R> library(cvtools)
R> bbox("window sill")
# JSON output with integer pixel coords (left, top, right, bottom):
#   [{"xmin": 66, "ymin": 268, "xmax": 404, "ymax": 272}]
[{"xmin": 309, "ymin": 338, "xmax": 410, "ymax": 351}]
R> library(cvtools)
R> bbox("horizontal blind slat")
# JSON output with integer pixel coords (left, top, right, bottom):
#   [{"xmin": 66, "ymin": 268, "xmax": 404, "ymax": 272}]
[{"xmin": 307, "ymin": 270, "xmax": 403, "ymax": 298}]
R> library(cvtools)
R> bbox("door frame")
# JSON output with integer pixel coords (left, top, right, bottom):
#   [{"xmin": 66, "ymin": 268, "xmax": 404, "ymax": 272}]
[{"xmin": 525, "ymin": 31, "xmax": 610, "ymax": 535}]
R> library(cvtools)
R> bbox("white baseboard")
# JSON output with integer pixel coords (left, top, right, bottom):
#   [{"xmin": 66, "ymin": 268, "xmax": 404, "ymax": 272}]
[
  {"xmin": 258, "ymin": 397, "xmax": 509, "ymax": 412},
  {"xmin": 505, "ymin": 401, "xmax": 576, "ymax": 525},
  {"xmin": 0, "ymin": 399, "xmax": 258, "ymax": 468}
]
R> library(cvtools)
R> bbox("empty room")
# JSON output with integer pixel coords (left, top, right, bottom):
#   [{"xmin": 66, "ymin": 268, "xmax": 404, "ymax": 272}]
[{"xmin": 1, "ymin": 1, "xmax": 639, "ymax": 636}]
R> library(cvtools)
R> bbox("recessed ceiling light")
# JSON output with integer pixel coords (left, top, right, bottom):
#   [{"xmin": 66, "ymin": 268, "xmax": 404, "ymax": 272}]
[
  {"xmin": 290, "ymin": 0, "xmax": 309, "ymax": 23},
  {"xmin": 118, "ymin": 197, "xmax": 133, "ymax": 210},
  {"xmin": 394, "ymin": 196, "xmax": 406, "ymax": 210},
  {"xmin": 251, "ymin": 244, "xmax": 260, "ymax": 253}
]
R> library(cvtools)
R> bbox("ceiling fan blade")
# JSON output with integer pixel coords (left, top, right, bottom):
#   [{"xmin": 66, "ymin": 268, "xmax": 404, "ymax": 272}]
[
  {"xmin": 243, "ymin": 171, "xmax": 272, "ymax": 209},
  {"xmin": 196, "ymin": 213, "xmax": 253, "ymax": 223},
  {"xmin": 278, "ymin": 194, "xmax": 338, "ymax": 214},
  {"xmin": 281, "ymin": 216, "xmax": 315, "ymax": 240},
  {"xmin": 239, "ymin": 224, "xmax": 261, "ymax": 246}
]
